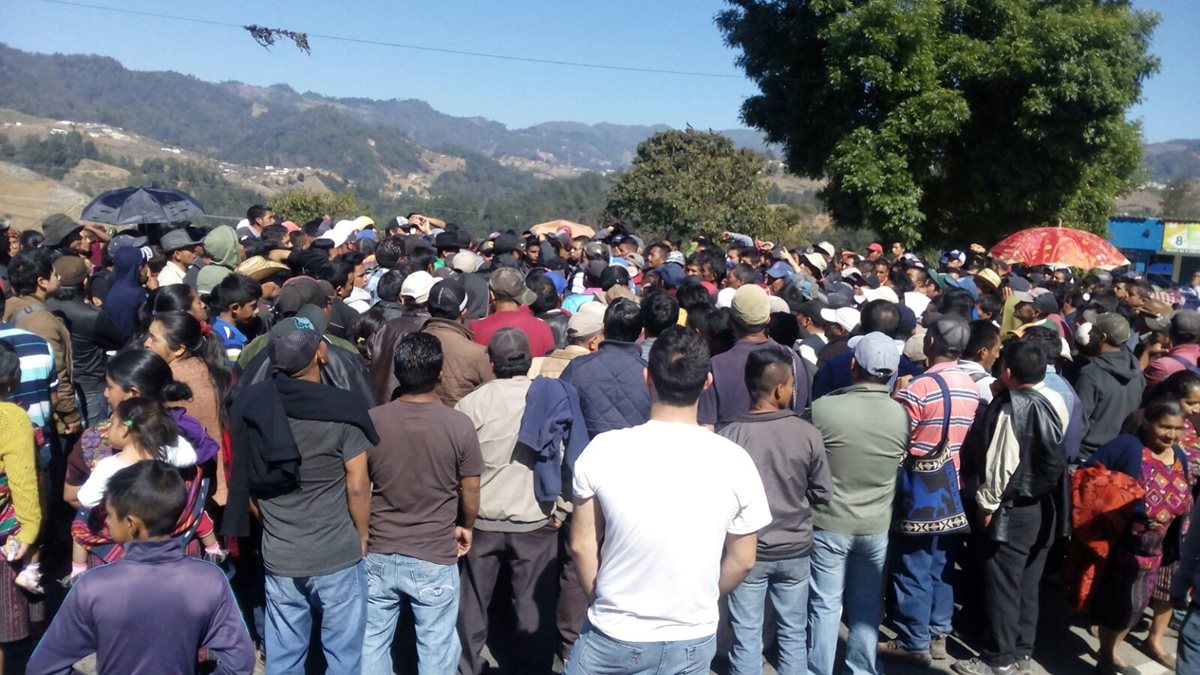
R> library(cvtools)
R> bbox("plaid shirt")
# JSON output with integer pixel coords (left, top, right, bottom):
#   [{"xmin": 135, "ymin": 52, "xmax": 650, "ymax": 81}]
[{"xmin": 895, "ymin": 361, "xmax": 981, "ymax": 479}]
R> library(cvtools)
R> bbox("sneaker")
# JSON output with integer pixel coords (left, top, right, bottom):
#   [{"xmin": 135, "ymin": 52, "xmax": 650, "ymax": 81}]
[
  {"xmin": 951, "ymin": 658, "xmax": 1015, "ymax": 675},
  {"xmin": 931, "ymin": 635, "xmax": 950, "ymax": 660},
  {"xmin": 14, "ymin": 567, "xmax": 43, "ymax": 595},
  {"xmin": 878, "ymin": 639, "xmax": 933, "ymax": 666},
  {"xmin": 1016, "ymin": 655, "xmax": 1033, "ymax": 674}
]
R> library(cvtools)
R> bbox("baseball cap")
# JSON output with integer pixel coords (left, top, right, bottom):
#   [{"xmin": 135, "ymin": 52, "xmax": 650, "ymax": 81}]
[
  {"xmin": 54, "ymin": 255, "xmax": 88, "ymax": 286},
  {"xmin": 625, "ymin": 253, "xmax": 645, "ymax": 271},
  {"xmin": 766, "ymin": 261, "xmax": 793, "ymax": 280},
  {"xmin": 1012, "ymin": 290, "xmax": 1037, "ymax": 305},
  {"xmin": 801, "ymin": 252, "xmax": 826, "ymax": 273},
  {"xmin": 928, "ymin": 316, "xmax": 972, "ymax": 355},
  {"xmin": 666, "ymin": 251, "xmax": 686, "ymax": 266},
  {"xmin": 352, "ymin": 216, "xmax": 375, "ymax": 230},
  {"xmin": 281, "ymin": 220, "xmax": 300, "ymax": 233},
  {"xmin": 583, "ymin": 241, "xmax": 608, "ymax": 261},
  {"xmin": 732, "ymin": 285, "xmax": 771, "ymax": 326},
  {"xmin": 849, "ymin": 331, "xmax": 900, "ymax": 378},
  {"xmin": 860, "ymin": 285, "xmax": 900, "ymax": 304},
  {"xmin": 1172, "ymin": 310, "xmax": 1200, "ymax": 339},
  {"xmin": 492, "ymin": 234, "xmax": 521, "ymax": 256},
  {"xmin": 868, "ymin": 243, "xmax": 883, "ymax": 253},
  {"xmin": 488, "ymin": 327, "xmax": 532, "ymax": 371},
  {"xmin": 428, "ymin": 281, "xmax": 468, "ymax": 317},
  {"xmin": 1095, "ymin": 313, "xmax": 1131, "ymax": 346},
  {"xmin": 820, "ymin": 306, "xmax": 861, "ymax": 332},
  {"xmin": 269, "ymin": 316, "xmax": 323, "ymax": 375},
  {"xmin": 401, "ymin": 271, "xmax": 440, "ymax": 304},
  {"xmin": 815, "ymin": 242, "xmax": 836, "ymax": 260},
  {"xmin": 450, "ymin": 251, "xmax": 482, "ymax": 274},
  {"xmin": 567, "ymin": 302, "xmax": 605, "ymax": 338},
  {"xmin": 317, "ymin": 220, "xmax": 358, "ymax": 248},
  {"xmin": 108, "ymin": 233, "xmax": 149, "ymax": 257},
  {"xmin": 276, "ymin": 277, "xmax": 335, "ymax": 315},
  {"xmin": 489, "ymin": 267, "xmax": 536, "ymax": 305}
]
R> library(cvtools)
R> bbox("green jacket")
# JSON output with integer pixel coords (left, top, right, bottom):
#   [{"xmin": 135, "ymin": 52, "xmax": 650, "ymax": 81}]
[
  {"xmin": 197, "ymin": 225, "xmax": 239, "ymax": 295},
  {"xmin": 809, "ymin": 383, "xmax": 910, "ymax": 535}
]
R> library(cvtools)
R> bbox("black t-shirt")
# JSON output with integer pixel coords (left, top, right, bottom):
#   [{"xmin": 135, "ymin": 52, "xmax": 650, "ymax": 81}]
[{"xmin": 257, "ymin": 418, "xmax": 371, "ymax": 577}]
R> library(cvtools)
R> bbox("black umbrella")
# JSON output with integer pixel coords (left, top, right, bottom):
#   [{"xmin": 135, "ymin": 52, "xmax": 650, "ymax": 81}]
[{"xmin": 81, "ymin": 187, "xmax": 205, "ymax": 226}]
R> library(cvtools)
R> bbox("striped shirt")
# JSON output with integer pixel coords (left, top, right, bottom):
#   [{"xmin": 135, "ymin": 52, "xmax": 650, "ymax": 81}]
[
  {"xmin": 895, "ymin": 361, "xmax": 981, "ymax": 479},
  {"xmin": 0, "ymin": 326, "xmax": 56, "ymax": 433}
]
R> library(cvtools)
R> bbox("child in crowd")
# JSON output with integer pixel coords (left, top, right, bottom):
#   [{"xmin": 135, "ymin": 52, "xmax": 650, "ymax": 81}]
[
  {"xmin": 0, "ymin": 341, "xmax": 43, "ymax": 594},
  {"xmin": 209, "ymin": 273, "xmax": 262, "ymax": 364},
  {"xmin": 28, "ymin": 460, "xmax": 255, "ymax": 675},
  {"xmin": 69, "ymin": 397, "xmax": 222, "ymax": 582}
]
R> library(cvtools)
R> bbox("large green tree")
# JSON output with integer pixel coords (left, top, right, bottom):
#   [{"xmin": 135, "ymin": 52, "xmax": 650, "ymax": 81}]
[
  {"xmin": 605, "ymin": 129, "xmax": 770, "ymax": 239},
  {"xmin": 718, "ymin": 0, "xmax": 1159, "ymax": 245}
]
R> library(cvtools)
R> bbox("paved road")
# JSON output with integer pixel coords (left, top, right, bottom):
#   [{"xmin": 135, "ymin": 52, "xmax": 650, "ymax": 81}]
[{"xmin": 69, "ymin": 579, "xmax": 1177, "ymax": 674}]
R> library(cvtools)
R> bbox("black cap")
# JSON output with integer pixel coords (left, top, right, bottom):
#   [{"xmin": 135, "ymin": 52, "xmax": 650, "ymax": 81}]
[
  {"xmin": 434, "ymin": 232, "xmax": 461, "ymax": 252},
  {"xmin": 488, "ymin": 327, "xmax": 531, "ymax": 371},
  {"xmin": 428, "ymin": 281, "xmax": 467, "ymax": 317},
  {"xmin": 493, "ymin": 234, "xmax": 521, "ymax": 256},
  {"xmin": 599, "ymin": 265, "xmax": 630, "ymax": 291}
]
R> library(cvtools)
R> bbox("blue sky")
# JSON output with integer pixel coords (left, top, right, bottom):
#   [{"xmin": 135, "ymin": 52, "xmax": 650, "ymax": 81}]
[{"xmin": 1, "ymin": 0, "xmax": 1196, "ymax": 141}]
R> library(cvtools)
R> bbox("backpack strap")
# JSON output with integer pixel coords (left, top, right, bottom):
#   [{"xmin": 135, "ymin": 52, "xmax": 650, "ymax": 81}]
[{"xmin": 1166, "ymin": 354, "xmax": 1200, "ymax": 375}]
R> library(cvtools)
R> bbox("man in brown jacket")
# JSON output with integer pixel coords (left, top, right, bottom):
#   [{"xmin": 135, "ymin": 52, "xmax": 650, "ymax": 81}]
[
  {"xmin": 4, "ymin": 247, "xmax": 79, "ymax": 435},
  {"xmin": 420, "ymin": 281, "xmax": 493, "ymax": 406}
]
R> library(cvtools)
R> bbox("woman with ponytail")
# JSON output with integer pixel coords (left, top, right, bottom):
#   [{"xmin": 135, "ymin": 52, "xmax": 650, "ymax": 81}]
[
  {"xmin": 63, "ymin": 349, "xmax": 219, "ymax": 508},
  {"xmin": 144, "ymin": 311, "xmax": 232, "ymax": 505}
]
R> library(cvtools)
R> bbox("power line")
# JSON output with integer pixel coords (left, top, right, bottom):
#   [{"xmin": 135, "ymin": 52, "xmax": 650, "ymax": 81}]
[{"xmin": 38, "ymin": 0, "xmax": 748, "ymax": 80}]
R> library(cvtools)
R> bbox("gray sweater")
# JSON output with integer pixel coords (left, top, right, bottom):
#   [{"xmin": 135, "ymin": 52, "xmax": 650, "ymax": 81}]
[{"xmin": 718, "ymin": 410, "xmax": 832, "ymax": 560}]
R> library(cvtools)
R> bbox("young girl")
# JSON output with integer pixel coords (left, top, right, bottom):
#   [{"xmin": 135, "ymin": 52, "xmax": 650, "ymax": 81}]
[{"xmin": 69, "ymin": 397, "xmax": 222, "ymax": 582}]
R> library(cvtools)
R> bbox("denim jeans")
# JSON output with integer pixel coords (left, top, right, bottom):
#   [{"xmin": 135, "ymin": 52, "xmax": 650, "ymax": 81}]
[
  {"xmin": 889, "ymin": 533, "xmax": 958, "ymax": 653},
  {"xmin": 362, "ymin": 553, "xmax": 459, "ymax": 675},
  {"xmin": 79, "ymin": 386, "xmax": 110, "ymax": 429},
  {"xmin": 727, "ymin": 555, "xmax": 810, "ymax": 675},
  {"xmin": 807, "ymin": 529, "xmax": 889, "ymax": 675},
  {"xmin": 264, "ymin": 560, "xmax": 367, "ymax": 675},
  {"xmin": 1179, "ymin": 603, "xmax": 1200, "ymax": 673},
  {"xmin": 564, "ymin": 622, "xmax": 717, "ymax": 675}
]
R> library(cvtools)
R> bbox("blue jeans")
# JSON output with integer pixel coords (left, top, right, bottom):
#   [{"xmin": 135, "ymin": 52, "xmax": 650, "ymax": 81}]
[
  {"xmin": 564, "ymin": 623, "xmax": 716, "ymax": 675},
  {"xmin": 889, "ymin": 533, "xmax": 957, "ymax": 653},
  {"xmin": 79, "ymin": 385, "xmax": 110, "ymax": 429},
  {"xmin": 728, "ymin": 555, "xmax": 810, "ymax": 675},
  {"xmin": 1179, "ymin": 604, "xmax": 1200, "ymax": 672},
  {"xmin": 264, "ymin": 560, "xmax": 368, "ymax": 675},
  {"xmin": 362, "ymin": 553, "xmax": 459, "ymax": 675},
  {"xmin": 807, "ymin": 530, "xmax": 889, "ymax": 675}
]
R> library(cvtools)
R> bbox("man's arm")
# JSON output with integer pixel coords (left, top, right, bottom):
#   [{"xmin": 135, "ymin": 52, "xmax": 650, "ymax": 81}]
[
  {"xmin": 718, "ymin": 532, "xmax": 758, "ymax": 594},
  {"xmin": 26, "ymin": 585, "xmax": 97, "ymax": 675},
  {"xmin": 569, "ymin": 496, "xmax": 604, "ymax": 603},
  {"xmin": 203, "ymin": 583, "xmax": 256, "ymax": 675},
  {"xmin": 456, "ymin": 475, "xmax": 480, "ymax": 557},
  {"xmin": 344, "ymin": 452, "xmax": 370, "ymax": 557}
]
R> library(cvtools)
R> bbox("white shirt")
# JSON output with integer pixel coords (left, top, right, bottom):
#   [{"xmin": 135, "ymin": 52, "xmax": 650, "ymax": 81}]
[
  {"xmin": 77, "ymin": 437, "xmax": 198, "ymax": 508},
  {"xmin": 573, "ymin": 420, "xmax": 771, "ymax": 642},
  {"xmin": 157, "ymin": 261, "xmax": 188, "ymax": 287},
  {"xmin": 977, "ymin": 382, "xmax": 1069, "ymax": 512}
]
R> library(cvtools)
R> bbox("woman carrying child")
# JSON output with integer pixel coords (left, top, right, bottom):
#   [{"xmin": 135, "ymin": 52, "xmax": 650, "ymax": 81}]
[{"xmin": 67, "ymin": 397, "xmax": 222, "ymax": 583}]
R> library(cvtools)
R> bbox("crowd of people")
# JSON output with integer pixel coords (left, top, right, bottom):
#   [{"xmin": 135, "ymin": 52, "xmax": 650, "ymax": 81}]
[{"xmin": 0, "ymin": 206, "xmax": 1200, "ymax": 675}]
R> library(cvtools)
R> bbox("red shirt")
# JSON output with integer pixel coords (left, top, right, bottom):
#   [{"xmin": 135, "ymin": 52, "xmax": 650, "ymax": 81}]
[{"xmin": 469, "ymin": 306, "xmax": 556, "ymax": 357}]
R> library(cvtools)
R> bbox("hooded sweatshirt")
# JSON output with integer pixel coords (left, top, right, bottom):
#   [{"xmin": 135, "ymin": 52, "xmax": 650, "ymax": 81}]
[
  {"xmin": 196, "ymin": 226, "xmax": 239, "ymax": 296},
  {"xmin": 1073, "ymin": 348, "xmax": 1146, "ymax": 460},
  {"xmin": 100, "ymin": 247, "xmax": 147, "ymax": 341}
]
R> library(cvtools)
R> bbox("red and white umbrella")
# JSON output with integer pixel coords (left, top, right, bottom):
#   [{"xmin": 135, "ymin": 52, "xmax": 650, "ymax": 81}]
[{"xmin": 989, "ymin": 227, "xmax": 1129, "ymax": 270}]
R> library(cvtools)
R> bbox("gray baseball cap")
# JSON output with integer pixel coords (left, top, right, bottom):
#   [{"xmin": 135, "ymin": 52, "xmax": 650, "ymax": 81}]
[
  {"xmin": 928, "ymin": 316, "xmax": 972, "ymax": 356},
  {"xmin": 849, "ymin": 331, "xmax": 900, "ymax": 378}
]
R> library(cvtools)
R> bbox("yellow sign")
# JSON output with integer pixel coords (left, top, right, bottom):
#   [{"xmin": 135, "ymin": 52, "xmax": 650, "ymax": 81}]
[{"xmin": 1162, "ymin": 221, "xmax": 1200, "ymax": 254}]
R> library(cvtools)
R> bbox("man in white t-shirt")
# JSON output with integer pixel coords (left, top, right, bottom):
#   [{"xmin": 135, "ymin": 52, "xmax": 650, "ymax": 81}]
[{"xmin": 566, "ymin": 326, "xmax": 771, "ymax": 674}]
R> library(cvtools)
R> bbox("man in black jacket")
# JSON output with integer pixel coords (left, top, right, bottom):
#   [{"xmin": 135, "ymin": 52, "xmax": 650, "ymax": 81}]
[
  {"xmin": 46, "ymin": 255, "xmax": 124, "ymax": 427},
  {"xmin": 953, "ymin": 342, "xmax": 1069, "ymax": 675}
]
